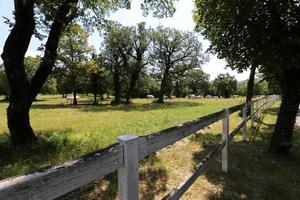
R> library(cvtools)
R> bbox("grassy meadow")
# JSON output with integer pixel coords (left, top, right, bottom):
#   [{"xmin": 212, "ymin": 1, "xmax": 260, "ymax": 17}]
[{"xmin": 1, "ymin": 96, "xmax": 300, "ymax": 199}]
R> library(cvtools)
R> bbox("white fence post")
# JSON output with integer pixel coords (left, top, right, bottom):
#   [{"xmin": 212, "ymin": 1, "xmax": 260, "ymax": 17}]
[
  {"xmin": 242, "ymin": 105, "xmax": 247, "ymax": 141},
  {"xmin": 118, "ymin": 135, "xmax": 139, "ymax": 200},
  {"xmin": 250, "ymin": 101, "xmax": 254, "ymax": 129},
  {"xmin": 222, "ymin": 108, "xmax": 229, "ymax": 173}
]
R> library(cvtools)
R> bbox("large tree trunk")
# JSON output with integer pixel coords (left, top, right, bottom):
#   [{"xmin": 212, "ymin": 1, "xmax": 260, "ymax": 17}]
[
  {"xmin": 113, "ymin": 72, "xmax": 121, "ymax": 105},
  {"xmin": 246, "ymin": 65, "xmax": 256, "ymax": 103},
  {"xmin": 174, "ymin": 80, "xmax": 180, "ymax": 98},
  {"xmin": 7, "ymin": 100, "xmax": 36, "ymax": 146},
  {"xmin": 92, "ymin": 74, "xmax": 98, "ymax": 105},
  {"xmin": 1, "ymin": 0, "xmax": 78, "ymax": 147},
  {"xmin": 125, "ymin": 71, "xmax": 139, "ymax": 105},
  {"xmin": 157, "ymin": 71, "xmax": 169, "ymax": 103},
  {"xmin": 1, "ymin": 0, "xmax": 36, "ymax": 147},
  {"xmin": 246, "ymin": 65, "xmax": 256, "ymax": 115},
  {"xmin": 269, "ymin": 71, "xmax": 300, "ymax": 153},
  {"xmin": 72, "ymin": 75, "xmax": 78, "ymax": 105}
]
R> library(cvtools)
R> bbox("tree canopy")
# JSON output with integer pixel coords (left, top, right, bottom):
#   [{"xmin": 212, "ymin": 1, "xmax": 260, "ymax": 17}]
[{"xmin": 194, "ymin": 0, "xmax": 300, "ymax": 153}]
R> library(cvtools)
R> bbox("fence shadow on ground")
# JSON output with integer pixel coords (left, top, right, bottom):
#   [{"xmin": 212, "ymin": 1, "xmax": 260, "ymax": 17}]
[
  {"xmin": 189, "ymin": 106, "xmax": 300, "ymax": 200},
  {"xmin": 59, "ymin": 154, "xmax": 169, "ymax": 200}
]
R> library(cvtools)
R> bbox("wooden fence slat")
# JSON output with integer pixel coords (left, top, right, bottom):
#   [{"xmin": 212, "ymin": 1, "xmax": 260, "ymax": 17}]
[
  {"xmin": 138, "ymin": 110, "xmax": 225, "ymax": 159},
  {"xmin": 0, "ymin": 144, "xmax": 124, "ymax": 200}
]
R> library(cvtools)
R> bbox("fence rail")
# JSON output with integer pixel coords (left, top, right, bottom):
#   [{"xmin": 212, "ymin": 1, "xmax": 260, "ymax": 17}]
[{"xmin": 0, "ymin": 95, "xmax": 278, "ymax": 200}]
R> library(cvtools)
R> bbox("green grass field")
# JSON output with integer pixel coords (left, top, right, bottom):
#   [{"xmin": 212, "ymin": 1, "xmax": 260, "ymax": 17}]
[{"xmin": 1, "ymin": 96, "xmax": 299, "ymax": 199}]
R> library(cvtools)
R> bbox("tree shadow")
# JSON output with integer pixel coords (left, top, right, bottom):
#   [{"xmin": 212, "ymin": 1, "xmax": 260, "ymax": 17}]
[
  {"xmin": 0, "ymin": 128, "xmax": 91, "ymax": 180},
  {"xmin": 189, "ymin": 107, "xmax": 300, "ymax": 200},
  {"xmin": 30, "ymin": 101, "xmax": 203, "ymax": 113},
  {"xmin": 59, "ymin": 154, "xmax": 169, "ymax": 200},
  {"xmin": 263, "ymin": 106, "xmax": 280, "ymax": 116}
]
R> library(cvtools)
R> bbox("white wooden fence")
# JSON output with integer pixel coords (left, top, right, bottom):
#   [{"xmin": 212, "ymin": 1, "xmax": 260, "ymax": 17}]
[{"xmin": 0, "ymin": 95, "xmax": 278, "ymax": 200}]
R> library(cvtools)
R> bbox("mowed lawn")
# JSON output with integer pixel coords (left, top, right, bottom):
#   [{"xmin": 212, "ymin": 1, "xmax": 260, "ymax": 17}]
[
  {"xmin": 1, "ymin": 96, "xmax": 300, "ymax": 200},
  {"xmin": 0, "ymin": 95, "xmax": 244, "ymax": 179}
]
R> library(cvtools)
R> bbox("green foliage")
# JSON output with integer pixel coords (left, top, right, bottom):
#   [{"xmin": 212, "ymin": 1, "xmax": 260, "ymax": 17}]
[
  {"xmin": 23, "ymin": 56, "xmax": 57, "ymax": 94},
  {"xmin": 186, "ymin": 69, "xmax": 210, "ymax": 95},
  {"xmin": 194, "ymin": 0, "xmax": 300, "ymax": 84},
  {"xmin": 213, "ymin": 73, "xmax": 237, "ymax": 98},
  {"xmin": 150, "ymin": 26, "xmax": 206, "ymax": 101},
  {"xmin": 0, "ymin": 68, "xmax": 9, "ymax": 99},
  {"xmin": 57, "ymin": 23, "xmax": 94, "ymax": 96}
]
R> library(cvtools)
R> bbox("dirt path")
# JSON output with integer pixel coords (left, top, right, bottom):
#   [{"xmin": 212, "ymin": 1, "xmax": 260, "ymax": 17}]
[{"xmin": 296, "ymin": 105, "xmax": 300, "ymax": 128}]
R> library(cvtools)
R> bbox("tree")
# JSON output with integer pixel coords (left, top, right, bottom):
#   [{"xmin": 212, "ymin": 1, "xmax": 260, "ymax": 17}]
[
  {"xmin": 24, "ymin": 56, "xmax": 57, "ymax": 95},
  {"xmin": 186, "ymin": 69, "xmax": 210, "ymax": 95},
  {"xmin": 57, "ymin": 23, "xmax": 93, "ymax": 105},
  {"xmin": 1, "ymin": 0, "xmax": 177, "ymax": 147},
  {"xmin": 102, "ymin": 23, "xmax": 133, "ymax": 105},
  {"xmin": 1, "ymin": 0, "xmax": 83, "ymax": 147},
  {"xmin": 125, "ymin": 22, "xmax": 151, "ymax": 104},
  {"xmin": 213, "ymin": 73, "xmax": 237, "ymax": 98},
  {"xmin": 194, "ymin": 0, "xmax": 300, "ymax": 153},
  {"xmin": 53, "ymin": 67, "xmax": 72, "ymax": 98},
  {"xmin": 151, "ymin": 27, "xmax": 205, "ymax": 103},
  {"xmin": 0, "ymin": 67, "xmax": 9, "ymax": 99},
  {"xmin": 85, "ymin": 55, "xmax": 111, "ymax": 105}
]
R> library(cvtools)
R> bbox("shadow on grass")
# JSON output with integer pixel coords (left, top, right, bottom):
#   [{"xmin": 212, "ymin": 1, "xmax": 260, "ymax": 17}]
[
  {"xmin": 190, "ymin": 106, "xmax": 300, "ymax": 200},
  {"xmin": 30, "ymin": 101, "xmax": 203, "ymax": 113},
  {"xmin": 0, "ymin": 128, "xmax": 95, "ymax": 180},
  {"xmin": 59, "ymin": 154, "xmax": 169, "ymax": 200}
]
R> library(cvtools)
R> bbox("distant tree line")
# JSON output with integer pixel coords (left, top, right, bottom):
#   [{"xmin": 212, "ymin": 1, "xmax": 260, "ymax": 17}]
[{"xmin": 1, "ymin": 23, "xmax": 278, "ymax": 108}]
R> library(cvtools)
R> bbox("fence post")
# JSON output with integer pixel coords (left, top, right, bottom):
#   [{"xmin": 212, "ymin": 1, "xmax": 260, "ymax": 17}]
[
  {"xmin": 222, "ymin": 108, "xmax": 229, "ymax": 173},
  {"xmin": 242, "ymin": 105, "xmax": 247, "ymax": 141},
  {"xmin": 250, "ymin": 101, "xmax": 254, "ymax": 129},
  {"xmin": 118, "ymin": 135, "xmax": 139, "ymax": 200}
]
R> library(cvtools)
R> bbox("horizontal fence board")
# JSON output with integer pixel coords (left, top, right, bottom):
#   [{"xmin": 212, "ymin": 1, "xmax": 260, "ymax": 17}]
[
  {"xmin": 138, "ymin": 110, "xmax": 225, "ymax": 159},
  {"xmin": 228, "ymin": 104, "xmax": 243, "ymax": 114},
  {"xmin": 0, "ymin": 144, "xmax": 124, "ymax": 200}
]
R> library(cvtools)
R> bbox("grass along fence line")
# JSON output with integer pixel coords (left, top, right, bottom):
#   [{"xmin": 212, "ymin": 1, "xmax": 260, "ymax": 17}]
[{"xmin": 0, "ymin": 96, "xmax": 278, "ymax": 200}]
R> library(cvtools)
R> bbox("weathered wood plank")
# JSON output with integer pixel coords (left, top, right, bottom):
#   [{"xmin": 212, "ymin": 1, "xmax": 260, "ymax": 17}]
[
  {"xmin": 228, "ymin": 104, "xmax": 243, "ymax": 114},
  {"xmin": 0, "ymin": 144, "xmax": 124, "ymax": 200},
  {"xmin": 138, "ymin": 110, "xmax": 225, "ymax": 159}
]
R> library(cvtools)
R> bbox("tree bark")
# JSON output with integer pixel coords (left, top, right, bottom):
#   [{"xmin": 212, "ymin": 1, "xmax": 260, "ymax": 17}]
[
  {"xmin": 113, "ymin": 71, "xmax": 121, "ymax": 105},
  {"xmin": 157, "ymin": 69, "xmax": 170, "ymax": 103},
  {"xmin": 246, "ymin": 65, "xmax": 256, "ymax": 103},
  {"xmin": 246, "ymin": 65, "xmax": 256, "ymax": 115},
  {"xmin": 269, "ymin": 70, "xmax": 300, "ymax": 153},
  {"xmin": 125, "ymin": 71, "xmax": 139, "ymax": 104},
  {"xmin": 1, "ymin": 0, "xmax": 78, "ymax": 147},
  {"xmin": 1, "ymin": 0, "xmax": 36, "ymax": 147},
  {"xmin": 92, "ymin": 74, "xmax": 98, "ymax": 105},
  {"xmin": 72, "ymin": 75, "xmax": 78, "ymax": 105}
]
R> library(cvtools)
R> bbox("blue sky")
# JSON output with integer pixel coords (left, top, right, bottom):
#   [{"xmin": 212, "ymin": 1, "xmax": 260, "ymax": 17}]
[{"xmin": 0, "ymin": 0, "xmax": 249, "ymax": 81}]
